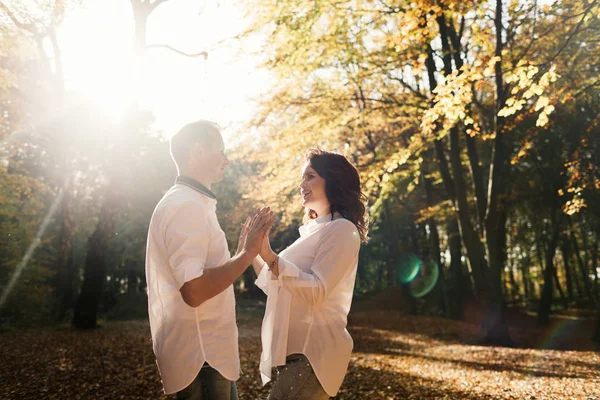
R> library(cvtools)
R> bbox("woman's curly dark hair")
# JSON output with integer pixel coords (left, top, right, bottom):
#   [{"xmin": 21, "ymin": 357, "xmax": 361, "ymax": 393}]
[{"xmin": 303, "ymin": 149, "xmax": 369, "ymax": 243}]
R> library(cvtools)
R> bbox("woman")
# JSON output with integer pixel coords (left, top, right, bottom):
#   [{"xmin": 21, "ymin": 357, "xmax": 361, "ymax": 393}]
[{"xmin": 251, "ymin": 149, "xmax": 369, "ymax": 399}]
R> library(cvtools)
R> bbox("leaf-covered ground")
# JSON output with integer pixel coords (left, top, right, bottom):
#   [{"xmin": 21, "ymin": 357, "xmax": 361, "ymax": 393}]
[{"xmin": 0, "ymin": 310, "xmax": 598, "ymax": 400}]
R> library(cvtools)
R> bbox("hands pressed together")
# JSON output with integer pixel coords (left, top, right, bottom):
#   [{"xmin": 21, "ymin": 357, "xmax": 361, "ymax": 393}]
[{"xmin": 236, "ymin": 207, "xmax": 278, "ymax": 269}]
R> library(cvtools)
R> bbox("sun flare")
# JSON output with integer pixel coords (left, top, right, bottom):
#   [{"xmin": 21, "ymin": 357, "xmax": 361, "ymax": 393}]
[{"xmin": 56, "ymin": 0, "xmax": 270, "ymax": 141}]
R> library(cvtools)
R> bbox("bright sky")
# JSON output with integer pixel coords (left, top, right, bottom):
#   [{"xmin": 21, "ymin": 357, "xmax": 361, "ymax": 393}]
[{"xmin": 57, "ymin": 0, "xmax": 271, "ymax": 143}]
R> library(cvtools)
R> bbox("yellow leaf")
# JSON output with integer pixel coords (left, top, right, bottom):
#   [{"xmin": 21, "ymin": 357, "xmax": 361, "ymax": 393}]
[{"xmin": 535, "ymin": 96, "xmax": 549, "ymax": 112}]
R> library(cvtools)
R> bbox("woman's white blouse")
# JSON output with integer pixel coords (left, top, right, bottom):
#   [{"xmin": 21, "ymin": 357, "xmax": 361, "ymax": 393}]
[{"xmin": 255, "ymin": 215, "xmax": 361, "ymax": 397}]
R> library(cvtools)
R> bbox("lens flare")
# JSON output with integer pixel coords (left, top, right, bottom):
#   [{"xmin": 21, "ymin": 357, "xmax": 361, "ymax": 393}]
[
  {"xmin": 396, "ymin": 253, "xmax": 421, "ymax": 284},
  {"xmin": 538, "ymin": 319, "xmax": 582, "ymax": 350},
  {"xmin": 409, "ymin": 258, "xmax": 440, "ymax": 298}
]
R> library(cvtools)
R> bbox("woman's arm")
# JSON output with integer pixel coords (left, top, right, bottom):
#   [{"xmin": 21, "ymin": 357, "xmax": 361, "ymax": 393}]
[
  {"xmin": 252, "ymin": 255, "xmax": 265, "ymax": 277},
  {"xmin": 253, "ymin": 207, "xmax": 276, "ymax": 295},
  {"xmin": 260, "ymin": 220, "xmax": 360, "ymax": 306}
]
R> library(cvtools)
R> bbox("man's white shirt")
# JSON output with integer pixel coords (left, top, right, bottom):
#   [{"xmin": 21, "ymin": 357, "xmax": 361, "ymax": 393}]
[{"xmin": 145, "ymin": 184, "xmax": 240, "ymax": 394}]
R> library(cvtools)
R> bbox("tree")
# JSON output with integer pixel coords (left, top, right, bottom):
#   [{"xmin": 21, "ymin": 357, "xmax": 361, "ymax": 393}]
[
  {"xmin": 241, "ymin": 0, "xmax": 600, "ymax": 343},
  {"xmin": 0, "ymin": 0, "xmax": 80, "ymax": 320}
]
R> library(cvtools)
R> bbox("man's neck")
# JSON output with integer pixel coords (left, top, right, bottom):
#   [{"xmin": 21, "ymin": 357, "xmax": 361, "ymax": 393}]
[
  {"xmin": 179, "ymin": 171, "xmax": 211, "ymax": 190},
  {"xmin": 176, "ymin": 175, "xmax": 217, "ymax": 199}
]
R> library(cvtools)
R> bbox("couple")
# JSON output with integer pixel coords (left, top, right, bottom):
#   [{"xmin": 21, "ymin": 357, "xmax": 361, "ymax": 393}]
[{"xmin": 145, "ymin": 120, "xmax": 368, "ymax": 399}]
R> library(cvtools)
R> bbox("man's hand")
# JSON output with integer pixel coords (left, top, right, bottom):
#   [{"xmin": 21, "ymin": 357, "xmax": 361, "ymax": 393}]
[
  {"xmin": 244, "ymin": 208, "xmax": 272, "ymax": 257},
  {"xmin": 235, "ymin": 217, "xmax": 250, "ymax": 256}
]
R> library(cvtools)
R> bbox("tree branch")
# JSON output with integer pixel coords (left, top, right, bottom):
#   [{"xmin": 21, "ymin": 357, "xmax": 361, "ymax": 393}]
[
  {"xmin": 0, "ymin": 1, "xmax": 36, "ymax": 33},
  {"xmin": 536, "ymin": 0, "xmax": 598, "ymax": 67},
  {"xmin": 146, "ymin": 44, "xmax": 208, "ymax": 59},
  {"xmin": 149, "ymin": 0, "xmax": 171, "ymax": 13},
  {"xmin": 52, "ymin": 0, "xmax": 66, "ymax": 26}
]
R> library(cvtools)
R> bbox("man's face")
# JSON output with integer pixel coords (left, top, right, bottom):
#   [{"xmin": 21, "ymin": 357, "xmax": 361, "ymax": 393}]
[{"xmin": 192, "ymin": 131, "xmax": 230, "ymax": 184}]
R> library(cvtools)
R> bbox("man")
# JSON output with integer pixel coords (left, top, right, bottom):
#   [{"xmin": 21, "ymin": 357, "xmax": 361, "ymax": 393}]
[{"xmin": 145, "ymin": 120, "xmax": 269, "ymax": 399}]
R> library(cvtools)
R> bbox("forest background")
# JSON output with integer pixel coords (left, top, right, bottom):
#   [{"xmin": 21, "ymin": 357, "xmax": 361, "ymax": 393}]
[{"xmin": 0, "ymin": 0, "xmax": 599, "ymax": 398}]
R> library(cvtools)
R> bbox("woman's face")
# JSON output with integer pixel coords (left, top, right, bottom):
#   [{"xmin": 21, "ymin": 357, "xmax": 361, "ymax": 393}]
[{"xmin": 300, "ymin": 163, "xmax": 329, "ymax": 214}]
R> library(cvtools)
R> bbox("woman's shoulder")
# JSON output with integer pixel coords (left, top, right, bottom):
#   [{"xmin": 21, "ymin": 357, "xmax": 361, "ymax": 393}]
[
  {"xmin": 319, "ymin": 218, "xmax": 361, "ymax": 251},
  {"xmin": 326, "ymin": 217, "xmax": 359, "ymax": 236}
]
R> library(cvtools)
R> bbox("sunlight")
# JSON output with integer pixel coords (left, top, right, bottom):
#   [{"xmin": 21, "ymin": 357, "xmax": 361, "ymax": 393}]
[
  {"xmin": 56, "ymin": 0, "xmax": 271, "ymax": 141},
  {"xmin": 0, "ymin": 189, "xmax": 63, "ymax": 310},
  {"xmin": 57, "ymin": 1, "xmax": 136, "ymax": 120}
]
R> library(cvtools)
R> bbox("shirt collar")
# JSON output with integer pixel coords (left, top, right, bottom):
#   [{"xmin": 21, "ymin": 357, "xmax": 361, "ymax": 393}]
[
  {"xmin": 298, "ymin": 212, "xmax": 342, "ymax": 237},
  {"xmin": 175, "ymin": 176, "xmax": 217, "ymax": 200}
]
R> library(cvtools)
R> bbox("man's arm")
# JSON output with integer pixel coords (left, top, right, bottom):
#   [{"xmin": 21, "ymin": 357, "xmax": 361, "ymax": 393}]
[
  {"xmin": 180, "ymin": 250, "xmax": 255, "ymax": 307},
  {"xmin": 179, "ymin": 210, "xmax": 271, "ymax": 308}
]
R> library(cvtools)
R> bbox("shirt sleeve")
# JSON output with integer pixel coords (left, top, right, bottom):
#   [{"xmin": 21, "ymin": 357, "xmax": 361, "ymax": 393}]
[
  {"xmin": 276, "ymin": 220, "xmax": 361, "ymax": 306},
  {"xmin": 255, "ymin": 261, "xmax": 270, "ymax": 295},
  {"xmin": 163, "ymin": 201, "xmax": 210, "ymax": 288}
]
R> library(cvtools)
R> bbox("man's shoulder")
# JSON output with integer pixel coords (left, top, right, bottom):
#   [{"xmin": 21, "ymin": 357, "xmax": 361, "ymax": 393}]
[
  {"xmin": 157, "ymin": 186, "xmax": 207, "ymax": 209},
  {"xmin": 153, "ymin": 186, "xmax": 213, "ymax": 223}
]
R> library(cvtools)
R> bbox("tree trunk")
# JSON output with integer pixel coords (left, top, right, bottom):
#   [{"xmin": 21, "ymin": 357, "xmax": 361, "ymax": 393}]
[
  {"xmin": 423, "ymin": 170, "xmax": 449, "ymax": 317},
  {"xmin": 553, "ymin": 265, "xmax": 568, "ymax": 310},
  {"xmin": 432, "ymin": 13, "xmax": 511, "ymax": 343},
  {"xmin": 522, "ymin": 255, "xmax": 531, "ymax": 303},
  {"xmin": 382, "ymin": 200, "xmax": 415, "ymax": 312},
  {"xmin": 431, "ymin": 220, "xmax": 449, "ymax": 317},
  {"xmin": 566, "ymin": 229, "xmax": 585, "ymax": 300},
  {"xmin": 55, "ymin": 178, "xmax": 75, "ymax": 320},
  {"xmin": 127, "ymin": 268, "xmax": 137, "ymax": 296},
  {"xmin": 571, "ymin": 231, "xmax": 596, "ymax": 305},
  {"xmin": 593, "ymin": 309, "xmax": 600, "ymax": 345},
  {"xmin": 593, "ymin": 233, "xmax": 599, "ymax": 301},
  {"xmin": 448, "ymin": 127, "xmax": 490, "ymax": 297},
  {"xmin": 471, "ymin": 0, "xmax": 513, "ymax": 346},
  {"xmin": 72, "ymin": 183, "xmax": 121, "ymax": 329},
  {"xmin": 377, "ymin": 260, "xmax": 386, "ymax": 287},
  {"xmin": 562, "ymin": 235, "xmax": 574, "ymax": 303},
  {"xmin": 581, "ymin": 223, "xmax": 599, "ymax": 304},
  {"xmin": 448, "ymin": 126, "xmax": 513, "ymax": 344},
  {"xmin": 583, "ymin": 224, "xmax": 590, "ymax": 289},
  {"xmin": 387, "ymin": 259, "xmax": 397, "ymax": 288},
  {"xmin": 424, "ymin": 38, "xmax": 464, "ymax": 319},
  {"xmin": 538, "ymin": 210, "xmax": 560, "ymax": 325},
  {"xmin": 508, "ymin": 261, "xmax": 520, "ymax": 304},
  {"xmin": 447, "ymin": 219, "xmax": 468, "ymax": 319},
  {"xmin": 482, "ymin": 207, "xmax": 513, "ymax": 343},
  {"xmin": 464, "ymin": 133, "xmax": 487, "ymax": 232}
]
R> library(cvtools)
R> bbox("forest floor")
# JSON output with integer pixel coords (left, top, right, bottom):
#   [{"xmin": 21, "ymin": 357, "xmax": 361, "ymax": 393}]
[{"xmin": 0, "ymin": 301, "xmax": 599, "ymax": 400}]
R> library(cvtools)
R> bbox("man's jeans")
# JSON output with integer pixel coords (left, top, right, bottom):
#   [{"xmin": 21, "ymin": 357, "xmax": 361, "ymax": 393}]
[{"xmin": 176, "ymin": 364, "xmax": 239, "ymax": 400}]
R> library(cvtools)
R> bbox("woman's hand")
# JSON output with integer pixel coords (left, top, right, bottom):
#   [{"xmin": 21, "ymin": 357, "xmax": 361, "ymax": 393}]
[{"xmin": 259, "ymin": 207, "xmax": 277, "ymax": 266}]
